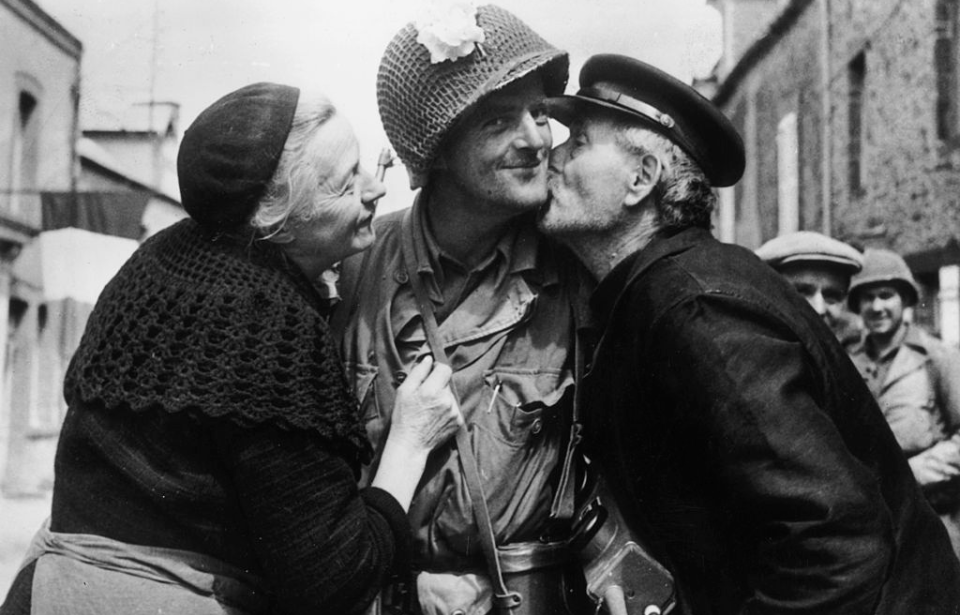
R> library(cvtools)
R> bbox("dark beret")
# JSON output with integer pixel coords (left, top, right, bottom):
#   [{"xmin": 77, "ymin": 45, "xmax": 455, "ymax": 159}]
[
  {"xmin": 547, "ymin": 54, "xmax": 745, "ymax": 187},
  {"xmin": 177, "ymin": 82, "xmax": 300, "ymax": 231}
]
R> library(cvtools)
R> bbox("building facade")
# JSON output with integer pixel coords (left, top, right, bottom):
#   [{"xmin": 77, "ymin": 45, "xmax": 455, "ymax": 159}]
[
  {"xmin": 709, "ymin": 0, "xmax": 960, "ymax": 344},
  {"xmin": 0, "ymin": 0, "xmax": 185, "ymax": 497},
  {"xmin": 0, "ymin": 0, "xmax": 82, "ymax": 496}
]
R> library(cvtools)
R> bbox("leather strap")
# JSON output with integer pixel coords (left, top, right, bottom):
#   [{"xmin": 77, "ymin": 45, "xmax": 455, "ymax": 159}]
[
  {"xmin": 550, "ymin": 252, "xmax": 589, "ymax": 522},
  {"xmin": 399, "ymin": 206, "xmax": 522, "ymax": 612}
]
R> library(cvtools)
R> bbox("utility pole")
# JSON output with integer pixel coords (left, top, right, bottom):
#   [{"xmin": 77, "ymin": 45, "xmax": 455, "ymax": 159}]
[{"xmin": 149, "ymin": 0, "xmax": 159, "ymax": 133}]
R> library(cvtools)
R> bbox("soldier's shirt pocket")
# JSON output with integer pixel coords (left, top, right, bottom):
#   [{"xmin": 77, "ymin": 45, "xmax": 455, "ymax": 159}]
[{"xmin": 478, "ymin": 368, "xmax": 574, "ymax": 445}]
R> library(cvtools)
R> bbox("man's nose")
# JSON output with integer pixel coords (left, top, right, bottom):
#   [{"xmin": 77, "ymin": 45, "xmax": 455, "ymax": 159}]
[
  {"xmin": 548, "ymin": 141, "xmax": 569, "ymax": 171},
  {"xmin": 516, "ymin": 112, "xmax": 548, "ymax": 151},
  {"xmin": 807, "ymin": 292, "xmax": 827, "ymax": 316}
]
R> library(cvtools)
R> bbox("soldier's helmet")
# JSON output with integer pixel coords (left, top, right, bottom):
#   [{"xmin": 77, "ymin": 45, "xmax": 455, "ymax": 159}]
[
  {"xmin": 848, "ymin": 248, "xmax": 920, "ymax": 308},
  {"xmin": 377, "ymin": 3, "xmax": 568, "ymax": 189}
]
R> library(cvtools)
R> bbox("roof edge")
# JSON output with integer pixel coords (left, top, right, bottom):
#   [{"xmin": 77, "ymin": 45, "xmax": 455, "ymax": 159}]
[
  {"xmin": 2, "ymin": 0, "xmax": 83, "ymax": 58},
  {"xmin": 713, "ymin": 0, "xmax": 816, "ymax": 106}
]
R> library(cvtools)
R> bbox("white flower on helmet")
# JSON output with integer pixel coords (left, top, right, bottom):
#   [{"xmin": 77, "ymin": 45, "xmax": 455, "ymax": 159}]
[{"xmin": 415, "ymin": 0, "xmax": 486, "ymax": 64}]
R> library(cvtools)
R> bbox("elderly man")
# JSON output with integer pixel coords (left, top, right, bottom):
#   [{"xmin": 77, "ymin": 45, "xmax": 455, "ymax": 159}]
[
  {"xmin": 755, "ymin": 231, "xmax": 863, "ymax": 343},
  {"xmin": 847, "ymin": 248, "xmax": 960, "ymax": 558},
  {"xmin": 332, "ymin": 5, "xmax": 589, "ymax": 615},
  {"xmin": 538, "ymin": 53, "xmax": 960, "ymax": 613}
]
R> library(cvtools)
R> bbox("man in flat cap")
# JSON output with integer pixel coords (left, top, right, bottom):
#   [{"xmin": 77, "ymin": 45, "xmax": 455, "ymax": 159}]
[
  {"xmin": 847, "ymin": 248, "xmax": 960, "ymax": 559},
  {"xmin": 332, "ymin": 5, "xmax": 590, "ymax": 615},
  {"xmin": 538, "ymin": 53, "xmax": 960, "ymax": 613},
  {"xmin": 755, "ymin": 231, "xmax": 863, "ymax": 344}
]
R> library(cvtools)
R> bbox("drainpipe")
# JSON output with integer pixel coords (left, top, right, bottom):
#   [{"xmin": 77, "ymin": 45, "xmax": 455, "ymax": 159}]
[
  {"xmin": 70, "ymin": 60, "xmax": 82, "ymax": 196},
  {"xmin": 820, "ymin": 0, "xmax": 832, "ymax": 235}
]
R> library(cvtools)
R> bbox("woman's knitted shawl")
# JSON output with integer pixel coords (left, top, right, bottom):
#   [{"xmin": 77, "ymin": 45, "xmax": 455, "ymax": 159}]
[{"xmin": 65, "ymin": 218, "xmax": 372, "ymax": 464}]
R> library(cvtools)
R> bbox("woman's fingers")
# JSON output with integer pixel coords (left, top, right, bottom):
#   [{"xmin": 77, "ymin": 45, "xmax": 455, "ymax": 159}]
[
  {"xmin": 421, "ymin": 361, "xmax": 453, "ymax": 392},
  {"xmin": 400, "ymin": 354, "xmax": 434, "ymax": 390}
]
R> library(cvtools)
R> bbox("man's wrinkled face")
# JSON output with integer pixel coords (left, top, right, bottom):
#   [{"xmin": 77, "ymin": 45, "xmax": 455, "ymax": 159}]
[
  {"xmin": 858, "ymin": 284, "xmax": 905, "ymax": 338},
  {"xmin": 437, "ymin": 73, "xmax": 552, "ymax": 215},
  {"xmin": 779, "ymin": 263, "xmax": 851, "ymax": 329},
  {"xmin": 539, "ymin": 115, "xmax": 637, "ymax": 238}
]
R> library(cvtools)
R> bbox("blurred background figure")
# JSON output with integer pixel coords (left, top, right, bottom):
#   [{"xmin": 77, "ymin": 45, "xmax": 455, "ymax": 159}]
[
  {"xmin": 847, "ymin": 247, "xmax": 960, "ymax": 559},
  {"xmin": 756, "ymin": 231, "xmax": 863, "ymax": 345}
]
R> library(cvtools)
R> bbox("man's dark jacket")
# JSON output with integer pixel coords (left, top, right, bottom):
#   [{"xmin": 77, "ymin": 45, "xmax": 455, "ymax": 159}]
[{"xmin": 583, "ymin": 227, "xmax": 960, "ymax": 614}]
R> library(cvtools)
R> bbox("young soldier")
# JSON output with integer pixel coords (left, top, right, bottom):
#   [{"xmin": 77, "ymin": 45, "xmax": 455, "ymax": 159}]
[
  {"xmin": 333, "ymin": 5, "xmax": 588, "ymax": 614},
  {"xmin": 848, "ymin": 248, "xmax": 960, "ymax": 558}
]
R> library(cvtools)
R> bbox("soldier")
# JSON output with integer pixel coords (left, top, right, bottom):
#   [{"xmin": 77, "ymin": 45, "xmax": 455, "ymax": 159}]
[
  {"xmin": 755, "ymin": 231, "xmax": 863, "ymax": 343},
  {"xmin": 332, "ymin": 5, "xmax": 588, "ymax": 614},
  {"xmin": 847, "ymin": 248, "xmax": 960, "ymax": 558}
]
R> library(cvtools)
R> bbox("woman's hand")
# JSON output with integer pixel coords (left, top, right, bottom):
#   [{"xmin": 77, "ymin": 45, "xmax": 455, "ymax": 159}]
[
  {"xmin": 371, "ymin": 355, "xmax": 463, "ymax": 511},
  {"xmin": 909, "ymin": 439, "xmax": 960, "ymax": 486},
  {"xmin": 389, "ymin": 355, "xmax": 463, "ymax": 453}
]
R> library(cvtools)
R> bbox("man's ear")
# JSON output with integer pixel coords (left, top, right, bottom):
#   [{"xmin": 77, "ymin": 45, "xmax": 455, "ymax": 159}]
[{"xmin": 624, "ymin": 153, "xmax": 661, "ymax": 208}]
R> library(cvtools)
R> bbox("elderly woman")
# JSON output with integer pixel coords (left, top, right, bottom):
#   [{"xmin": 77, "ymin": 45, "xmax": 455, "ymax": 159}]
[{"xmin": 0, "ymin": 83, "xmax": 461, "ymax": 615}]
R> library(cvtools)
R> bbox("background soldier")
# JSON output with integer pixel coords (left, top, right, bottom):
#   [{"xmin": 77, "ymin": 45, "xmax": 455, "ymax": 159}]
[{"xmin": 847, "ymin": 248, "xmax": 960, "ymax": 559}]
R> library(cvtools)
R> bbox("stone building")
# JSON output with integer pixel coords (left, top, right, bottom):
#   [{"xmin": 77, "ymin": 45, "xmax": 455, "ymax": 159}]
[
  {"xmin": 708, "ymin": 0, "xmax": 960, "ymax": 344},
  {"xmin": 0, "ymin": 0, "xmax": 184, "ymax": 497},
  {"xmin": 0, "ymin": 0, "xmax": 82, "ymax": 496}
]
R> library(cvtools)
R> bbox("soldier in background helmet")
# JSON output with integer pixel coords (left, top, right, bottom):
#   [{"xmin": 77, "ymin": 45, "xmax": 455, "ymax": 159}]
[
  {"xmin": 847, "ymin": 248, "xmax": 960, "ymax": 559},
  {"xmin": 331, "ymin": 5, "xmax": 588, "ymax": 614},
  {"xmin": 755, "ymin": 231, "xmax": 863, "ymax": 344}
]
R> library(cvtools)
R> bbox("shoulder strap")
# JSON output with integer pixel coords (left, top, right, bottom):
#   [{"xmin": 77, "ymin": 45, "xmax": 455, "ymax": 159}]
[
  {"xmin": 550, "ymin": 249, "xmax": 588, "ymax": 521},
  {"xmin": 398, "ymin": 207, "xmax": 522, "ymax": 612}
]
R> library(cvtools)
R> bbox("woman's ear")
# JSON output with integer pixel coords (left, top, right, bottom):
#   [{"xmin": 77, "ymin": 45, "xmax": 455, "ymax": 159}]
[
  {"xmin": 264, "ymin": 226, "xmax": 296, "ymax": 245},
  {"xmin": 624, "ymin": 153, "xmax": 661, "ymax": 208}
]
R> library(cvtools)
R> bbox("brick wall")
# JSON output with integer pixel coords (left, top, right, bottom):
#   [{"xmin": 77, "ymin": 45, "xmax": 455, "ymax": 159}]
[{"xmin": 719, "ymin": 0, "xmax": 960, "ymax": 256}]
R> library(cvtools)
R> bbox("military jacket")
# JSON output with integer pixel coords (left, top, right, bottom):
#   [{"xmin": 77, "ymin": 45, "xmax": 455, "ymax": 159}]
[{"xmin": 331, "ymin": 201, "xmax": 578, "ymax": 572}]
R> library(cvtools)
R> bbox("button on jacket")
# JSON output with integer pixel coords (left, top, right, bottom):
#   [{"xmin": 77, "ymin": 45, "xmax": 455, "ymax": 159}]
[{"xmin": 583, "ymin": 226, "xmax": 960, "ymax": 614}]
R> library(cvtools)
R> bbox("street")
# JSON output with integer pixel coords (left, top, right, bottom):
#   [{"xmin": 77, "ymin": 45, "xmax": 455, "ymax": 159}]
[{"xmin": 0, "ymin": 493, "xmax": 50, "ymax": 595}]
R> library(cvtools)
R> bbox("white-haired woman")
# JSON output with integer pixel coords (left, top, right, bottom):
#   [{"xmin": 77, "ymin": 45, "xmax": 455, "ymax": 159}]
[{"xmin": 0, "ymin": 83, "xmax": 461, "ymax": 615}]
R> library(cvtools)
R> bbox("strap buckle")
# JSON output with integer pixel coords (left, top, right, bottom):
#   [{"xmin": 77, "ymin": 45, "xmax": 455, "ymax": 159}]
[{"xmin": 493, "ymin": 590, "xmax": 523, "ymax": 611}]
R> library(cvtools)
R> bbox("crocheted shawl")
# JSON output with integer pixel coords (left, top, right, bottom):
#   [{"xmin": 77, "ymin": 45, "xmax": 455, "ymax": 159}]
[{"xmin": 65, "ymin": 218, "xmax": 372, "ymax": 464}]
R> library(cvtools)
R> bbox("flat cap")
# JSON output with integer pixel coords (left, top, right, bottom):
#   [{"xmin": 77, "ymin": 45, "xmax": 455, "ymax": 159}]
[
  {"xmin": 178, "ymin": 82, "xmax": 300, "ymax": 231},
  {"xmin": 546, "ymin": 53, "xmax": 744, "ymax": 187},
  {"xmin": 756, "ymin": 231, "xmax": 863, "ymax": 274}
]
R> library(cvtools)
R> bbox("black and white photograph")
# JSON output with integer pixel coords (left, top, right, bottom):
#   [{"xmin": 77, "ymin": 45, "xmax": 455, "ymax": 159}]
[{"xmin": 2, "ymin": 0, "xmax": 960, "ymax": 613}]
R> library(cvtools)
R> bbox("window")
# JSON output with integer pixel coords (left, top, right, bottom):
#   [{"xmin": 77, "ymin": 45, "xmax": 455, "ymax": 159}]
[
  {"xmin": 848, "ymin": 52, "xmax": 866, "ymax": 194},
  {"xmin": 716, "ymin": 187, "xmax": 736, "ymax": 243},
  {"xmin": 776, "ymin": 112, "xmax": 799, "ymax": 234},
  {"xmin": 8, "ymin": 75, "xmax": 42, "ymax": 219},
  {"xmin": 936, "ymin": 0, "xmax": 960, "ymax": 140}
]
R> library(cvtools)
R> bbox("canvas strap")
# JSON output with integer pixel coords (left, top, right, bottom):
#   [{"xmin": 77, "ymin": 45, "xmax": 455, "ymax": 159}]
[{"xmin": 399, "ymin": 207, "xmax": 522, "ymax": 612}]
